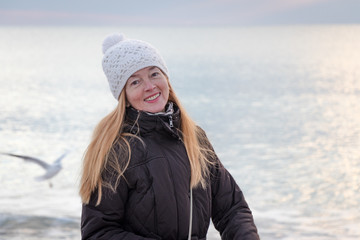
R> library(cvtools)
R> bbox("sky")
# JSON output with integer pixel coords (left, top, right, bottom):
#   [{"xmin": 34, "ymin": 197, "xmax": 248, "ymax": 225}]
[{"xmin": 0, "ymin": 0, "xmax": 360, "ymax": 26}]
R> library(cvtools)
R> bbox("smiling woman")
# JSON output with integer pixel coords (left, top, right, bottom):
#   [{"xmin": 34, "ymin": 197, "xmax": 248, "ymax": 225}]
[
  {"xmin": 125, "ymin": 66, "xmax": 170, "ymax": 113},
  {"xmin": 79, "ymin": 33, "xmax": 259, "ymax": 240}
]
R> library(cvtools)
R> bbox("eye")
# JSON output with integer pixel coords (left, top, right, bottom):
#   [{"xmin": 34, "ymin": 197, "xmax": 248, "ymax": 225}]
[
  {"xmin": 129, "ymin": 79, "xmax": 140, "ymax": 86},
  {"xmin": 151, "ymin": 71, "xmax": 160, "ymax": 78}
]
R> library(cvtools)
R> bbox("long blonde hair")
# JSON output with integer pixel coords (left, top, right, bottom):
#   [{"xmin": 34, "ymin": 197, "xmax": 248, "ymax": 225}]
[{"xmin": 79, "ymin": 83, "xmax": 214, "ymax": 205}]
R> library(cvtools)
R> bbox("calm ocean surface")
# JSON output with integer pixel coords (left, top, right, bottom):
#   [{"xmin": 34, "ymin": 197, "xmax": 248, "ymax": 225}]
[{"xmin": 0, "ymin": 25, "xmax": 359, "ymax": 240}]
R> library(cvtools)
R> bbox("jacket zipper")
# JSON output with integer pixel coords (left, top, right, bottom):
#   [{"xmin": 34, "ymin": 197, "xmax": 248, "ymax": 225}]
[{"xmin": 169, "ymin": 115, "xmax": 174, "ymax": 128}]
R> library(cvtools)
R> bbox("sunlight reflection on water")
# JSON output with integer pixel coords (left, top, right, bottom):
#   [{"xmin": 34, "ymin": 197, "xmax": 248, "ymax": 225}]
[{"xmin": 0, "ymin": 25, "xmax": 360, "ymax": 239}]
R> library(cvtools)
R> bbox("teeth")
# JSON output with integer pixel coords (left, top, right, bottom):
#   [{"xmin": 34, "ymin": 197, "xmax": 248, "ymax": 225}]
[{"xmin": 145, "ymin": 93, "xmax": 160, "ymax": 101}]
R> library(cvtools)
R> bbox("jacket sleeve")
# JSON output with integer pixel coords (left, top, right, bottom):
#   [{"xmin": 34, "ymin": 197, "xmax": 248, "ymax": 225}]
[
  {"xmin": 81, "ymin": 178, "xmax": 155, "ymax": 240},
  {"xmin": 211, "ymin": 160, "xmax": 260, "ymax": 240}
]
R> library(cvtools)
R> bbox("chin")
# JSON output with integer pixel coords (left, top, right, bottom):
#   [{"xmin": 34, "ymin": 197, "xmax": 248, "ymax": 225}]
[{"xmin": 147, "ymin": 106, "xmax": 166, "ymax": 113}]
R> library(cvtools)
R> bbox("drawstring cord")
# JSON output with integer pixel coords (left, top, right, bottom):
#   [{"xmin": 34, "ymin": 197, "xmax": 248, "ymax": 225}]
[{"xmin": 188, "ymin": 188, "xmax": 193, "ymax": 240}]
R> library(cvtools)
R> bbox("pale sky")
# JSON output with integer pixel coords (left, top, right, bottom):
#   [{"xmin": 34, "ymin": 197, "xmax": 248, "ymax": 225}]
[{"xmin": 0, "ymin": 0, "xmax": 359, "ymax": 26}]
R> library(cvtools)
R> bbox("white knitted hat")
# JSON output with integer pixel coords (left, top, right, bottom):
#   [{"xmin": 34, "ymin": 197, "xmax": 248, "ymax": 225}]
[{"xmin": 102, "ymin": 33, "xmax": 169, "ymax": 100}]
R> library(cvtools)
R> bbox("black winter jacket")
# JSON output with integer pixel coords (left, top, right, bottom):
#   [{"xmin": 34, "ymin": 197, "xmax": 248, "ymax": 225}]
[{"xmin": 81, "ymin": 105, "xmax": 259, "ymax": 240}]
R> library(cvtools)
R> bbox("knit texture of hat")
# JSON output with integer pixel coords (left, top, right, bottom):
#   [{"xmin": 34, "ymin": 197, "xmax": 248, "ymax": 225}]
[{"xmin": 102, "ymin": 33, "xmax": 169, "ymax": 100}]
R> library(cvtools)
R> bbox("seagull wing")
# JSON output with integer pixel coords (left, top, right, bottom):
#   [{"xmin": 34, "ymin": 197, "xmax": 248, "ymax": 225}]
[
  {"xmin": 0, "ymin": 152, "xmax": 51, "ymax": 170},
  {"xmin": 54, "ymin": 151, "xmax": 69, "ymax": 165}
]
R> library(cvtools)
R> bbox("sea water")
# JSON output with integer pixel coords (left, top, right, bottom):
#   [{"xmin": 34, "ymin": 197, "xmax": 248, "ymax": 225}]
[{"xmin": 0, "ymin": 25, "xmax": 359, "ymax": 240}]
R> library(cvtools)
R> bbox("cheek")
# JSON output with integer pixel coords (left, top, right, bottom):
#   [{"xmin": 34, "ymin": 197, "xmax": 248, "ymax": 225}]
[
  {"xmin": 160, "ymin": 80, "xmax": 170, "ymax": 96},
  {"xmin": 163, "ymin": 85, "xmax": 170, "ymax": 100},
  {"xmin": 125, "ymin": 89, "xmax": 140, "ymax": 107},
  {"xmin": 125, "ymin": 89, "xmax": 144, "ymax": 110}
]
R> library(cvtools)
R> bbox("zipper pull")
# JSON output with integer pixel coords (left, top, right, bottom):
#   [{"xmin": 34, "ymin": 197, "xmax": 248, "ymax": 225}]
[{"xmin": 169, "ymin": 115, "xmax": 174, "ymax": 128}]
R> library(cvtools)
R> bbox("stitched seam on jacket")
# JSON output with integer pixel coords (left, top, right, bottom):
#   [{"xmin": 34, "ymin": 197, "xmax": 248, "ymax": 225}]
[
  {"xmin": 127, "ymin": 156, "xmax": 164, "ymax": 170},
  {"xmin": 160, "ymin": 147, "xmax": 180, "ymax": 239}
]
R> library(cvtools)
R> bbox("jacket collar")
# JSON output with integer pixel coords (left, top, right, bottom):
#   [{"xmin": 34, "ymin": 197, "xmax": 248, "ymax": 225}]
[{"xmin": 124, "ymin": 102, "xmax": 181, "ymax": 138}]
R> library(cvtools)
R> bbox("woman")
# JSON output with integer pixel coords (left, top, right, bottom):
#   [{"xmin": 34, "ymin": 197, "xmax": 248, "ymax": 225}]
[{"xmin": 80, "ymin": 33, "xmax": 259, "ymax": 240}]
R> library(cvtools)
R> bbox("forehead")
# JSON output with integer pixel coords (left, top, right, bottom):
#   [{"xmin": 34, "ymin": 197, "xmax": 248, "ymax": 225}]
[{"xmin": 130, "ymin": 66, "xmax": 158, "ymax": 78}]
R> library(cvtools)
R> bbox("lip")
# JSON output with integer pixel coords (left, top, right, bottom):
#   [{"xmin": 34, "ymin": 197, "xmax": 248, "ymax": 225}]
[{"xmin": 144, "ymin": 92, "xmax": 161, "ymax": 102}]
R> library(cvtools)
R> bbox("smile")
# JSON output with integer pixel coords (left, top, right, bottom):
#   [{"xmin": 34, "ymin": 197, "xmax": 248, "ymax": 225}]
[{"xmin": 145, "ymin": 93, "xmax": 160, "ymax": 101}]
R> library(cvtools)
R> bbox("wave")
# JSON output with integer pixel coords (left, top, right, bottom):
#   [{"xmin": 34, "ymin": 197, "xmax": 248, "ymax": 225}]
[{"xmin": 0, "ymin": 214, "xmax": 80, "ymax": 240}]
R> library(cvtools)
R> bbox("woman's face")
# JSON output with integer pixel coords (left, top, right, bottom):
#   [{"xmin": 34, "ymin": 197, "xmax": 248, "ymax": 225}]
[{"xmin": 125, "ymin": 66, "xmax": 169, "ymax": 113}]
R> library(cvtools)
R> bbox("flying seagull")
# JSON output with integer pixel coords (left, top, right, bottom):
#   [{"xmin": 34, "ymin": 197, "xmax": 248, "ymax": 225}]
[{"xmin": 1, "ymin": 151, "xmax": 69, "ymax": 187}]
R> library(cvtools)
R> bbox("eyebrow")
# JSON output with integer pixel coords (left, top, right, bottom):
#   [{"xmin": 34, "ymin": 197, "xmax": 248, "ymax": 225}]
[{"xmin": 129, "ymin": 66, "xmax": 157, "ymax": 78}]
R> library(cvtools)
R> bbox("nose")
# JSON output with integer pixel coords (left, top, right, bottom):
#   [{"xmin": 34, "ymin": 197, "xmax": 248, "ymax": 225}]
[{"xmin": 144, "ymin": 78, "xmax": 155, "ymax": 91}]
